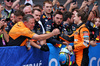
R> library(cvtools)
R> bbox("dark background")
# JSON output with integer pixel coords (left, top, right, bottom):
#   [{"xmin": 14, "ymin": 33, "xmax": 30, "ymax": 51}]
[{"xmin": 1, "ymin": 0, "xmax": 100, "ymax": 11}]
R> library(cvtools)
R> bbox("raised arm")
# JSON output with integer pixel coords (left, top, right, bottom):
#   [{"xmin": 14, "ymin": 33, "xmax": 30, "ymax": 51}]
[{"xmin": 11, "ymin": 0, "xmax": 20, "ymax": 9}]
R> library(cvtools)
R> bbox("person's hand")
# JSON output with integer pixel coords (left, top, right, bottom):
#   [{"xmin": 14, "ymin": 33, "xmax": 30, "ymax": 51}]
[
  {"xmin": 92, "ymin": 5, "xmax": 98, "ymax": 11},
  {"xmin": 63, "ymin": 42, "xmax": 69, "ymax": 46},
  {"xmin": 52, "ymin": 28, "xmax": 60, "ymax": 35},
  {"xmin": 66, "ymin": 0, "xmax": 73, "ymax": 4},
  {"xmin": 90, "ymin": 40, "xmax": 97, "ymax": 47},
  {"xmin": 80, "ymin": 1, "xmax": 88, "ymax": 9},
  {"xmin": 56, "ymin": 1, "xmax": 60, "ymax": 6},
  {"xmin": 70, "ymin": 2, "xmax": 78, "ymax": 9},
  {"xmin": 67, "ymin": 45, "xmax": 73, "ymax": 51},
  {"xmin": 40, "ymin": 44, "xmax": 49, "ymax": 52},
  {"xmin": 88, "ymin": 0, "xmax": 95, "ymax": 5}
]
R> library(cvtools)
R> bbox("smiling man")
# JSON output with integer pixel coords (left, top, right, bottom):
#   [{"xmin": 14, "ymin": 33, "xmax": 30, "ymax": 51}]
[
  {"xmin": 8, "ymin": 14, "xmax": 60, "ymax": 51},
  {"xmin": 67, "ymin": 10, "xmax": 90, "ymax": 66},
  {"xmin": 45, "ymin": 11, "xmax": 69, "ymax": 47},
  {"xmin": 40, "ymin": 0, "xmax": 53, "ymax": 27},
  {"xmin": 1, "ymin": 0, "xmax": 15, "ymax": 19}
]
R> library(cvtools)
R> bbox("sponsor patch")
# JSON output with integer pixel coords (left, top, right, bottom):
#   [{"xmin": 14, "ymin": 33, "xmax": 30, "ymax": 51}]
[
  {"xmin": 84, "ymin": 41, "xmax": 89, "ymax": 45},
  {"xmin": 83, "ymin": 31, "xmax": 89, "ymax": 36},
  {"xmin": 46, "ymin": 25, "xmax": 51, "ymax": 31},
  {"xmin": 75, "ymin": 32, "xmax": 78, "ymax": 35},
  {"xmin": 42, "ymin": 15, "xmax": 46, "ymax": 19},
  {"xmin": 83, "ymin": 36, "xmax": 89, "ymax": 37},
  {"xmin": 83, "ymin": 42, "xmax": 88, "ymax": 47},
  {"xmin": 84, "ymin": 37, "xmax": 89, "ymax": 40},
  {"xmin": 84, "ymin": 40, "xmax": 89, "ymax": 43},
  {"xmin": 74, "ymin": 39, "xmax": 78, "ymax": 41},
  {"xmin": 45, "ymin": 19, "xmax": 48, "ymax": 22}
]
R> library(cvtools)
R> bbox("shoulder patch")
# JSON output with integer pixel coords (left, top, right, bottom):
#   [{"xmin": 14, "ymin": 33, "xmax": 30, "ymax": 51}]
[
  {"xmin": 42, "ymin": 15, "xmax": 46, "ymax": 19},
  {"xmin": 83, "ymin": 31, "xmax": 89, "ymax": 36}
]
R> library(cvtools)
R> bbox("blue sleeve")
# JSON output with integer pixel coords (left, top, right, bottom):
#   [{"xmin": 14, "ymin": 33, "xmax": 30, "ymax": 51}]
[{"xmin": 47, "ymin": 38, "xmax": 63, "ymax": 45}]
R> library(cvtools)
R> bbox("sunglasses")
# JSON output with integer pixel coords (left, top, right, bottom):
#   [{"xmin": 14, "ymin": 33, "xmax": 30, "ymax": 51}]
[
  {"xmin": 59, "ymin": 8, "xmax": 65, "ymax": 11},
  {"xmin": 7, "ymin": 0, "xmax": 13, "ymax": 2}
]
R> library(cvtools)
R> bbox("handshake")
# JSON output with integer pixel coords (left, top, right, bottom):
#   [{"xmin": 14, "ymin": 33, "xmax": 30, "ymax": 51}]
[{"xmin": 40, "ymin": 44, "xmax": 49, "ymax": 52}]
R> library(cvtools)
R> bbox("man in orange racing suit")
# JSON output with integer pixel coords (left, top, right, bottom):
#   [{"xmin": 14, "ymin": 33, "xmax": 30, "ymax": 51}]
[{"xmin": 62, "ymin": 10, "xmax": 90, "ymax": 66}]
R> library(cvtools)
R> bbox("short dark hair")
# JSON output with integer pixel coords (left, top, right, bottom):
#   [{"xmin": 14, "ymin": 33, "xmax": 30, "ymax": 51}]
[
  {"xmin": 59, "ymin": 5, "xmax": 64, "ymax": 8},
  {"xmin": 23, "ymin": 14, "xmax": 34, "ymax": 22},
  {"xmin": 53, "ymin": 11, "xmax": 63, "ymax": 17},
  {"xmin": 77, "ymin": 10, "xmax": 88, "ymax": 23},
  {"xmin": 63, "ymin": 11, "xmax": 73, "ymax": 21},
  {"xmin": 72, "ymin": 7, "xmax": 79, "ymax": 12},
  {"xmin": 14, "ymin": 10, "xmax": 25, "ymax": 16},
  {"xmin": 33, "ymin": 9, "xmax": 41, "ymax": 14},
  {"xmin": 34, "ymin": 4, "xmax": 43, "ymax": 10}
]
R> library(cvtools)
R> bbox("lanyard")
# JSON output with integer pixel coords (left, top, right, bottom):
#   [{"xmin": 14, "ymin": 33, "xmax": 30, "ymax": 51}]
[
  {"xmin": 0, "ymin": 34, "xmax": 6, "ymax": 46},
  {"xmin": 4, "ymin": 9, "xmax": 12, "ymax": 18}
]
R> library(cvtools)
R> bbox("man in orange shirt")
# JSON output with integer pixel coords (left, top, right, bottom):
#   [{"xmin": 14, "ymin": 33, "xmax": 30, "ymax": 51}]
[{"xmin": 8, "ymin": 14, "xmax": 60, "ymax": 51}]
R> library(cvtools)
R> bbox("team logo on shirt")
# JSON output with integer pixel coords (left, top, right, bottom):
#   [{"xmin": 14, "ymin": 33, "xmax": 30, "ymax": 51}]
[
  {"xmin": 42, "ymin": 15, "xmax": 46, "ymax": 19},
  {"xmin": 83, "ymin": 31, "xmax": 89, "ymax": 36},
  {"xmin": 75, "ymin": 32, "xmax": 78, "ymax": 35},
  {"xmin": 83, "ymin": 31, "xmax": 89, "ymax": 40},
  {"xmin": 46, "ymin": 25, "xmax": 51, "ymax": 31}
]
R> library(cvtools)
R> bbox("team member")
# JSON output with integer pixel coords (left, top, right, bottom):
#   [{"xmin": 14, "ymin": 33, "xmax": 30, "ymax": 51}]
[
  {"xmin": 66, "ymin": 10, "xmax": 90, "ymax": 66},
  {"xmin": 32, "ymin": 9, "xmax": 46, "ymax": 45},
  {"xmin": 45, "ymin": 11, "xmax": 68, "ymax": 47},
  {"xmin": 1, "ymin": 0, "xmax": 15, "ymax": 19},
  {"xmin": 8, "ymin": 14, "xmax": 60, "ymax": 51},
  {"xmin": 40, "ymin": 0, "xmax": 53, "ymax": 27},
  {"xmin": 23, "ymin": 6, "xmax": 33, "ymax": 15},
  {"xmin": 6, "ymin": 10, "xmax": 24, "ymax": 33},
  {"xmin": 59, "ymin": 11, "xmax": 76, "ymax": 43},
  {"xmin": 63, "ymin": 11, "xmax": 76, "ymax": 35}
]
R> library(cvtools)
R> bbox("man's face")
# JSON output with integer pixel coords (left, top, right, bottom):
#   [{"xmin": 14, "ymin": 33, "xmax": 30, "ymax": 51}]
[
  {"xmin": 26, "ymin": 18, "xmax": 35, "ymax": 30},
  {"xmin": 53, "ymin": 14, "xmax": 63, "ymax": 25},
  {"xmin": 10, "ymin": 13, "xmax": 15, "ymax": 21},
  {"xmin": 43, "ymin": 3, "xmax": 52, "ymax": 14},
  {"xmin": 4, "ymin": 0, "xmax": 13, "ymax": 7},
  {"xmin": 0, "ymin": 5, "xmax": 4, "ymax": 11},
  {"xmin": 33, "ymin": 10, "xmax": 41, "ymax": 22},
  {"xmin": 70, "ymin": 15, "xmax": 74, "ymax": 24},
  {"xmin": 24, "ymin": 7, "xmax": 32, "ymax": 15},
  {"xmin": 59, "ymin": 6, "xmax": 65, "ymax": 13},
  {"xmin": 14, "ymin": 16, "xmax": 23, "ymax": 23},
  {"xmin": 73, "ymin": 13, "xmax": 80, "ymax": 24}
]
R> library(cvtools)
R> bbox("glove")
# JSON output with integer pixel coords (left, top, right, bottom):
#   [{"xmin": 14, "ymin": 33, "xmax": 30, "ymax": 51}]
[{"xmin": 40, "ymin": 44, "xmax": 49, "ymax": 51}]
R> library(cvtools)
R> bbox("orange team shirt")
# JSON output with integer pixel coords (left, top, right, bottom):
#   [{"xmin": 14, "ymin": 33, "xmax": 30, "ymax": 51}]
[{"xmin": 8, "ymin": 22, "xmax": 35, "ymax": 46}]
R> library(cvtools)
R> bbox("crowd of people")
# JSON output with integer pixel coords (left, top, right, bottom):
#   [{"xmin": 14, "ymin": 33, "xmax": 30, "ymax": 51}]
[{"xmin": 0, "ymin": 0, "xmax": 100, "ymax": 66}]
